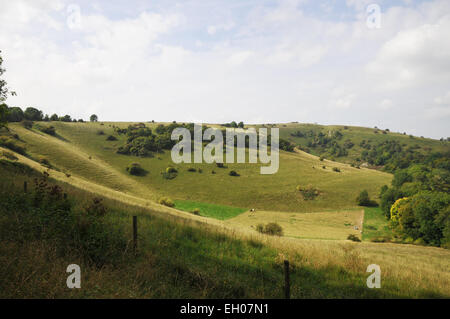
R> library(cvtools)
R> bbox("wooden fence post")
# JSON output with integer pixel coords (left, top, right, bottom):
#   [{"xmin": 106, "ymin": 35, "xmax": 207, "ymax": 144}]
[
  {"xmin": 133, "ymin": 216, "xmax": 138, "ymax": 253},
  {"xmin": 284, "ymin": 260, "xmax": 290, "ymax": 299}
]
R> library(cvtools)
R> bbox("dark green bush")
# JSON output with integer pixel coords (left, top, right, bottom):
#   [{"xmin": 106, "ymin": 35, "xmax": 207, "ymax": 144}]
[
  {"xmin": 22, "ymin": 120, "xmax": 33, "ymax": 129},
  {"xmin": 256, "ymin": 223, "xmax": 283, "ymax": 236},
  {"xmin": 126, "ymin": 163, "xmax": 147, "ymax": 176},
  {"xmin": 159, "ymin": 197, "xmax": 174, "ymax": 207},
  {"xmin": 356, "ymin": 190, "xmax": 378, "ymax": 207},
  {"xmin": 229, "ymin": 170, "xmax": 239, "ymax": 177},
  {"xmin": 347, "ymin": 234, "xmax": 361, "ymax": 242},
  {"xmin": 296, "ymin": 185, "xmax": 320, "ymax": 200},
  {"xmin": 0, "ymin": 138, "xmax": 27, "ymax": 155},
  {"xmin": 38, "ymin": 125, "xmax": 56, "ymax": 136},
  {"xmin": 1, "ymin": 151, "xmax": 18, "ymax": 161},
  {"xmin": 106, "ymin": 135, "xmax": 117, "ymax": 141}
]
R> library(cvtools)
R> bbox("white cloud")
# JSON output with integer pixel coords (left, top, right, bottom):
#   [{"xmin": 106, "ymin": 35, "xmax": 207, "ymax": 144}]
[
  {"xmin": 0, "ymin": 0, "xmax": 449, "ymax": 138},
  {"xmin": 366, "ymin": 16, "xmax": 450, "ymax": 90},
  {"xmin": 379, "ymin": 99, "xmax": 393, "ymax": 110},
  {"xmin": 434, "ymin": 91, "xmax": 450, "ymax": 105}
]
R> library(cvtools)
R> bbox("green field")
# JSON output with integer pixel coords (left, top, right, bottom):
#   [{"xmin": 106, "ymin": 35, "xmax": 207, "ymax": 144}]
[
  {"xmin": 174, "ymin": 200, "xmax": 247, "ymax": 220},
  {"xmin": 362, "ymin": 207, "xmax": 393, "ymax": 241}
]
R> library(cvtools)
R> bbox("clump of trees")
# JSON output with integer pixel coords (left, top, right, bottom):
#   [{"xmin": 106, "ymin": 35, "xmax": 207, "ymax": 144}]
[
  {"xmin": 116, "ymin": 123, "xmax": 192, "ymax": 157},
  {"xmin": 356, "ymin": 190, "xmax": 378, "ymax": 207},
  {"xmin": 2, "ymin": 105, "xmax": 83, "ymax": 124},
  {"xmin": 37, "ymin": 125, "xmax": 56, "ymax": 136},
  {"xmin": 379, "ymin": 156, "xmax": 450, "ymax": 248},
  {"xmin": 291, "ymin": 129, "xmax": 349, "ymax": 157},
  {"xmin": 221, "ymin": 121, "xmax": 244, "ymax": 128}
]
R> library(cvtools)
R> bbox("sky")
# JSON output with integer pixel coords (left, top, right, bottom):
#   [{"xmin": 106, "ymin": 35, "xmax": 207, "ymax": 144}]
[{"xmin": 0, "ymin": 0, "xmax": 449, "ymax": 139}]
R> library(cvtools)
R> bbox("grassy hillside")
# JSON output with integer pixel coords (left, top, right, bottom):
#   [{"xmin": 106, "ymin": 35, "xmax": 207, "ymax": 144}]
[
  {"xmin": 7, "ymin": 122, "xmax": 392, "ymax": 213},
  {"xmin": 1, "ymin": 159, "xmax": 449, "ymax": 298},
  {"xmin": 277, "ymin": 122, "xmax": 449, "ymax": 164}
]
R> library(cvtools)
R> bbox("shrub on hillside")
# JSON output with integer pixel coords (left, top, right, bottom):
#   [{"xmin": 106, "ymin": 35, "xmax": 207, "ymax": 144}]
[
  {"xmin": 106, "ymin": 135, "xmax": 117, "ymax": 141},
  {"xmin": 36, "ymin": 125, "xmax": 56, "ymax": 136},
  {"xmin": 166, "ymin": 166, "xmax": 178, "ymax": 174},
  {"xmin": 39, "ymin": 157, "xmax": 52, "ymax": 168},
  {"xmin": 97, "ymin": 130, "xmax": 105, "ymax": 135},
  {"xmin": 347, "ymin": 234, "xmax": 361, "ymax": 242},
  {"xmin": 0, "ymin": 138, "xmax": 27, "ymax": 155},
  {"xmin": 22, "ymin": 120, "xmax": 33, "ymax": 129},
  {"xmin": 229, "ymin": 170, "xmax": 240, "ymax": 177},
  {"xmin": 332, "ymin": 167, "xmax": 341, "ymax": 172},
  {"xmin": 159, "ymin": 197, "xmax": 175, "ymax": 207},
  {"xmin": 1, "ymin": 151, "xmax": 18, "ymax": 161},
  {"xmin": 296, "ymin": 184, "xmax": 320, "ymax": 200},
  {"xmin": 191, "ymin": 208, "xmax": 200, "ymax": 215},
  {"xmin": 126, "ymin": 163, "xmax": 147, "ymax": 176},
  {"xmin": 256, "ymin": 223, "xmax": 283, "ymax": 236},
  {"xmin": 187, "ymin": 167, "xmax": 197, "ymax": 172}
]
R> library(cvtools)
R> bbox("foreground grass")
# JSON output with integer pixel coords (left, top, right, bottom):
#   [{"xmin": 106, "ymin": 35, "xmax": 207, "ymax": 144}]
[
  {"xmin": 1, "ymin": 160, "xmax": 449, "ymax": 298},
  {"xmin": 174, "ymin": 200, "xmax": 247, "ymax": 220}
]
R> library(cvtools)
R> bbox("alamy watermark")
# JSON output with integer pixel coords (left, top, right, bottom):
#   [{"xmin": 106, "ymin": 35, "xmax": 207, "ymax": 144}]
[
  {"xmin": 170, "ymin": 124, "xmax": 279, "ymax": 174},
  {"xmin": 66, "ymin": 264, "xmax": 81, "ymax": 289},
  {"xmin": 67, "ymin": 4, "xmax": 82, "ymax": 30},
  {"xmin": 366, "ymin": 4, "xmax": 381, "ymax": 29}
]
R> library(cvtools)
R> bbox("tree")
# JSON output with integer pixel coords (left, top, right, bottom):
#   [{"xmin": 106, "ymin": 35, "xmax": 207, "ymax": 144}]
[
  {"xmin": 24, "ymin": 107, "xmax": 43, "ymax": 121},
  {"xmin": 50, "ymin": 114, "xmax": 59, "ymax": 121},
  {"xmin": 0, "ymin": 103, "xmax": 7, "ymax": 129},
  {"xmin": 60, "ymin": 115, "xmax": 72, "ymax": 122},
  {"xmin": 90, "ymin": 114, "xmax": 98, "ymax": 122},
  {"xmin": 0, "ymin": 51, "xmax": 16, "ymax": 128},
  {"xmin": 356, "ymin": 190, "xmax": 377, "ymax": 207},
  {"xmin": 6, "ymin": 106, "xmax": 24, "ymax": 122},
  {"xmin": 0, "ymin": 50, "xmax": 16, "ymax": 103}
]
